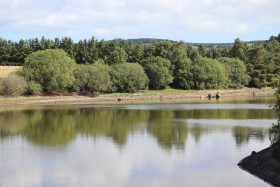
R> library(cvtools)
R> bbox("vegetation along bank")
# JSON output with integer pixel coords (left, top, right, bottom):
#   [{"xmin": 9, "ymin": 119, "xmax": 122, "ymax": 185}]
[{"xmin": 0, "ymin": 33, "xmax": 280, "ymax": 97}]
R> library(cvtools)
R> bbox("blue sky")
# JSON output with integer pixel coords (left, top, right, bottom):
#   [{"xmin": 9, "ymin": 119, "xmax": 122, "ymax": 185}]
[{"xmin": 0, "ymin": 0, "xmax": 280, "ymax": 43}]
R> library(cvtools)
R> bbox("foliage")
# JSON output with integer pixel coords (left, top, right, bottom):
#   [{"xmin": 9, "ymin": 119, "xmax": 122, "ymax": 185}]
[
  {"xmin": 141, "ymin": 56, "xmax": 173, "ymax": 89},
  {"xmin": 25, "ymin": 81, "xmax": 42, "ymax": 95},
  {"xmin": 246, "ymin": 44, "xmax": 280, "ymax": 87},
  {"xmin": 217, "ymin": 57, "xmax": 250, "ymax": 88},
  {"xmin": 271, "ymin": 75, "xmax": 280, "ymax": 88},
  {"xmin": 0, "ymin": 74, "xmax": 26, "ymax": 96},
  {"xmin": 22, "ymin": 49, "xmax": 76, "ymax": 92},
  {"xmin": 198, "ymin": 44, "xmax": 207, "ymax": 57},
  {"xmin": 73, "ymin": 62, "xmax": 111, "ymax": 95},
  {"xmin": 229, "ymin": 38, "xmax": 248, "ymax": 62},
  {"xmin": 106, "ymin": 46, "xmax": 128, "ymax": 65},
  {"xmin": 171, "ymin": 45, "xmax": 192, "ymax": 89},
  {"xmin": 109, "ymin": 63, "xmax": 148, "ymax": 93},
  {"xmin": 1, "ymin": 34, "xmax": 280, "ymax": 91},
  {"xmin": 270, "ymin": 87, "xmax": 280, "ymax": 145},
  {"xmin": 190, "ymin": 57, "xmax": 226, "ymax": 89}
]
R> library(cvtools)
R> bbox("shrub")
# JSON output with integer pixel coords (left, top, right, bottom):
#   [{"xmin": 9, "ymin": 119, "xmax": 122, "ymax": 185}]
[
  {"xmin": 25, "ymin": 81, "xmax": 42, "ymax": 95},
  {"xmin": 22, "ymin": 49, "xmax": 76, "ymax": 92},
  {"xmin": 0, "ymin": 74, "xmax": 26, "ymax": 96},
  {"xmin": 190, "ymin": 57, "xmax": 226, "ymax": 89},
  {"xmin": 217, "ymin": 57, "xmax": 250, "ymax": 88},
  {"xmin": 73, "ymin": 62, "xmax": 111, "ymax": 95},
  {"xmin": 106, "ymin": 47, "xmax": 128, "ymax": 65},
  {"xmin": 109, "ymin": 63, "xmax": 148, "ymax": 93},
  {"xmin": 141, "ymin": 56, "xmax": 173, "ymax": 89}
]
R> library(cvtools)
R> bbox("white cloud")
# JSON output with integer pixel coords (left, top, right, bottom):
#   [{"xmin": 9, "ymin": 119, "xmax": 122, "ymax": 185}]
[
  {"xmin": 0, "ymin": 0, "xmax": 279, "ymax": 41},
  {"xmin": 235, "ymin": 23, "xmax": 250, "ymax": 34},
  {"xmin": 247, "ymin": 0, "xmax": 266, "ymax": 4}
]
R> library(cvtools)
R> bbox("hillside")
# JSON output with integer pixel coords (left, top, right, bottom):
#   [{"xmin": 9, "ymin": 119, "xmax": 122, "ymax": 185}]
[{"xmin": 108, "ymin": 38, "xmax": 266, "ymax": 48}]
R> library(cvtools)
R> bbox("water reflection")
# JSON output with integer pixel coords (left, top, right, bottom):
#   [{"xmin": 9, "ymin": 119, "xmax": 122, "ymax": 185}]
[
  {"xmin": 232, "ymin": 126, "xmax": 266, "ymax": 146},
  {"xmin": 0, "ymin": 105, "xmax": 276, "ymax": 149}
]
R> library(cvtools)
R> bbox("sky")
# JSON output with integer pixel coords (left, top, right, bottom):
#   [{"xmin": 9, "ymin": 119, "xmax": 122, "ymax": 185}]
[{"xmin": 0, "ymin": 0, "xmax": 280, "ymax": 43}]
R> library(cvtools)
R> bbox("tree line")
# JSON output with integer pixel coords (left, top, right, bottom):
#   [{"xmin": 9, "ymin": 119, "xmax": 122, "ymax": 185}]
[{"xmin": 0, "ymin": 33, "xmax": 280, "ymax": 95}]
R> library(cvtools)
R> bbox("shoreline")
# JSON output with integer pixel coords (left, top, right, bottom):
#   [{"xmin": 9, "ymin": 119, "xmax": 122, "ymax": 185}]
[
  {"xmin": 0, "ymin": 88, "xmax": 275, "ymax": 107},
  {"xmin": 238, "ymin": 146, "xmax": 280, "ymax": 186}
]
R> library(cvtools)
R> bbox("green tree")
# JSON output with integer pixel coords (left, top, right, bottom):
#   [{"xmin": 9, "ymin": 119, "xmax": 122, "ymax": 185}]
[
  {"xmin": 60, "ymin": 37, "xmax": 75, "ymax": 59},
  {"xmin": 22, "ymin": 49, "xmax": 76, "ymax": 92},
  {"xmin": 73, "ymin": 61, "xmax": 111, "ymax": 94},
  {"xmin": 198, "ymin": 44, "xmax": 207, "ymax": 57},
  {"xmin": 230, "ymin": 38, "xmax": 248, "ymax": 62},
  {"xmin": 106, "ymin": 46, "xmax": 127, "ymax": 65},
  {"xmin": 264, "ymin": 39, "xmax": 280, "ymax": 53},
  {"xmin": 141, "ymin": 56, "xmax": 173, "ymax": 89},
  {"xmin": 153, "ymin": 40, "xmax": 173, "ymax": 60},
  {"xmin": 247, "ymin": 46, "xmax": 275, "ymax": 87},
  {"xmin": 53, "ymin": 38, "xmax": 61, "ymax": 49},
  {"xmin": 171, "ymin": 46, "xmax": 192, "ymax": 89},
  {"xmin": 217, "ymin": 57, "xmax": 250, "ymax": 88},
  {"xmin": 109, "ymin": 63, "xmax": 148, "ymax": 93},
  {"xmin": 190, "ymin": 57, "xmax": 226, "ymax": 89}
]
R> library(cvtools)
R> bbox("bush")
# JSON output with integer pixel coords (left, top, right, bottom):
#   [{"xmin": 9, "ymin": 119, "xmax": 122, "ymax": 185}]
[
  {"xmin": 109, "ymin": 63, "xmax": 148, "ymax": 93},
  {"xmin": 106, "ymin": 47, "xmax": 128, "ymax": 65},
  {"xmin": 0, "ymin": 74, "xmax": 26, "ymax": 96},
  {"xmin": 171, "ymin": 47, "xmax": 192, "ymax": 89},
  {"xmin": 141, "ymin": 56, "xmax": 173, "ymax": 89},
  {"xmin": 22, "ymin": 49, "xmax": 76, "ymax": 92},
  {"xmin": 73, "ymin": 62, "xmax": 111, "ymax": 95},
  {"xmin": 217, "ymin": 57, "xmax": 250, "ymax": 88},
  {"xmin": 190, "ymin": 57, "xmax": 226, "ymax": 89},
  {"xmin": 25, "ymin": 81, "xmax": 42, "ymax": 95}
]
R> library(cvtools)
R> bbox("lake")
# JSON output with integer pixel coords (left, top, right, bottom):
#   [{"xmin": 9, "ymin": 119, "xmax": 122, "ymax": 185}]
[{"xmin": 0, "ymin": 96, "xmax": 277, "ymax": 187}]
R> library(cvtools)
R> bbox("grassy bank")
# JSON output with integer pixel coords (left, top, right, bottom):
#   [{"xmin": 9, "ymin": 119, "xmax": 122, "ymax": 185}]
[
  {"xmin": 0, "ymin": 87, "xmax": 276, "ymax": 107},
  {"xmin": 0, "ymin": 66, "xmax": 276, "ymax": 107}
]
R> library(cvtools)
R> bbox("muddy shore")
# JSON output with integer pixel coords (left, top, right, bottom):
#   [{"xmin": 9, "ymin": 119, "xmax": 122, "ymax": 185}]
[{"xmin": 0, "ymin": 87, "xmax": 275, "ymax": 107}]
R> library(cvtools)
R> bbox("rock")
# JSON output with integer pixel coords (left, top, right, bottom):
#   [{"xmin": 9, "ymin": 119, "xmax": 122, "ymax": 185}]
[{"xmin": 216, "ymin": 92, "xmax": 220, "ymax": 99}]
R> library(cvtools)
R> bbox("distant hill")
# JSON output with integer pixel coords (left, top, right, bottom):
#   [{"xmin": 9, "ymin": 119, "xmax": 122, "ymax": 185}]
[
  {"xmin": 107, "ymin": 38, "xmax": 266, "ymax": 48},
  {"xmin": 107, "ymin": 38, "xmax": 176, "ymax": 44},
  {"xmin": 188, "ymin": 40, "xmax": 266, "ymax": 48}
]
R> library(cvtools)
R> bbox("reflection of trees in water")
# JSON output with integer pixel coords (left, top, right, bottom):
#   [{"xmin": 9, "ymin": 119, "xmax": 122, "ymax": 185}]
[
  {"xmin": 147, "ymin": 110, "xmax": 188, "ymax": 150},
  {"xmin": 23, "ymin": 110, "xmax": 77, "ymax": 146},
  {"xmin": 174, "ymin": 109, "xmax": 275, "ymax": 119},
  {"xmin": 0, "ymin": 111, "xmax": 28, "ymax": 135},
  {"xmin": 232, "ymin": 126, "xmax": 267, "ymax": 147},
  {"xmin": 190, "ymin": 125, "xmax": 203, "ymax": 143},
  {"xmin": 0, "ymin": 107, "xmax": 272, "ymax": 149},
  {"xmin": 0, "ymin": 108, "xmax": 150, "ymax": 146},
  {"xmin": 74, "ymin": 108, "xmax": 150, "ymax": 146}
]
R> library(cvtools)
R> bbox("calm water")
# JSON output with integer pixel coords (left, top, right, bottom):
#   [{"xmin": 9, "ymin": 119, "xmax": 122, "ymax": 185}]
[{"xmin": 0, "ymin": 97, "xmax": 277, "ymax": 187}]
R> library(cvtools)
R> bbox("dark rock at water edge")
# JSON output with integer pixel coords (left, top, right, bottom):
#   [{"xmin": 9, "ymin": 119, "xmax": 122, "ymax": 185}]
[{"xmin": 238, "ymin": 147, "xmax": 280, "ymax": 186}]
